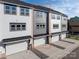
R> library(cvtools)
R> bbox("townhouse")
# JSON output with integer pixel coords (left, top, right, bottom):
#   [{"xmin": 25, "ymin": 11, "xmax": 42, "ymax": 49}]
[
  {"xmin": 49, "ymin": 10, "xmax": 68, "ymax": 43},
  {"xmin": 0, "ymin": 0, "xmax": 68, "ymax": 57},
  {"xmin": 0, "ymin": 0, "xmax": 33, "ymax": 55}
]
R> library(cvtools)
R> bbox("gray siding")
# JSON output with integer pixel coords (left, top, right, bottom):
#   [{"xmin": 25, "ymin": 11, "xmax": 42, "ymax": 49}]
[{"xmin": 33, "ymin": 11, "xmax": 47, "ymax": 35}]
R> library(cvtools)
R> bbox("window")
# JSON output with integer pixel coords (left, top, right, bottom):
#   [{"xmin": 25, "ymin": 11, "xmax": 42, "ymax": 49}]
[
  {"xmin": 11, "ymin": 6, "xmax": 16, "ymax": 14},
  {"xmin": 10, "ymin": 23, "xmax": 26, "ymax": 31},
  {"xmin": 36, "ymin": 23, "xmax": 45, "ymax": 29},
  {"xmin": 20, "ymin": 8, "xmax": 29, "ymax": 16},
  {"xmin": 4, "ymin": 5, "xmax": 10, "ymax": 14},
  {"xmin": 36, "ymin": 25, "xmax": 39, "ymax": 29},
  {"xmin": 10, "ymin": 25, "xmax": 16, "ymax": 31},
  {"xmin": 22, "ymin": 25, "xmax": 26, "ymax": 30},
  {"xmin": 17, "ymin": 25, "xmax": 21, "ymax": 30},
  {"xmin": 57, "ymin": 15, "xmax": 60, "ymax": 20},
  {"xmin": 62, "ymin": 24, "xmax": 66, "ymax": 28},
  {"xmin": 53, "ymin": 24, "xmax": 59, "ymax": 29},
  {"xmin": 43, "ymin": 24, "xmax": 45, "ymax": 28},
  {"xmin": 4, "ymin": 4, "xmax": 16, "ymax": 15},
  {"xmin": 37, "ymin": 11, "xmax": 43, "ymax": 17},
  {"xmin": 51, "ymin": 14, "xmax": 55, "ymax": 19},
  {"xmin": 40, "ymin": 25, "xmax": 42, "ymax": 28}
]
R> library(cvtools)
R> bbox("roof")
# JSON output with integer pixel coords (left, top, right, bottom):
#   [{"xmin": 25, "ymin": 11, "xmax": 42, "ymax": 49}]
[{"xmin": 0, "ymin": 0, "xmax": 68, "ymax": 17}]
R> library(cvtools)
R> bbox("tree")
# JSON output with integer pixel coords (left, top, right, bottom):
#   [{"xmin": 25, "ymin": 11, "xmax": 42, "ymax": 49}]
[{"xmin": 70, "ymin": 16, "xmax": 79, "ymax": 22}]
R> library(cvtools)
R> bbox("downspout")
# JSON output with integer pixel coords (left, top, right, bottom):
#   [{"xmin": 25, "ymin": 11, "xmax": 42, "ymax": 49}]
[{"xmin": 46, "ymin": 11, "xmax": 50, "ymax": 44}]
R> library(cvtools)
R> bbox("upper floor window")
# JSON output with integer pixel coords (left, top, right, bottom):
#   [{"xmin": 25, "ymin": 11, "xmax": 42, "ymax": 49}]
[
  {"xmin": 20, "ymin": 7, "xmax": 29, "ymax": 16},
  {"xmin": 53, "ymin": 24, "xmax": 59, "ymax": 29},
  {"xmin": 4, "ymin": 4, "xmax": 16, "ymax": 15},
  {"xmin": 57, "ymin": 15, "xmax": 60, "ymax": 20},
  {"xmin": 51, "ymin": 14, "xmax": 55, "ymax": 19},
  {"xmin": 37, "ymin": 11, "xmax": 43, "ymax": 17}
]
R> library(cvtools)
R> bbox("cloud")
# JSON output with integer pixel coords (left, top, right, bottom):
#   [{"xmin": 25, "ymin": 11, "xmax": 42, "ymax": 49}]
[
  {"xmin": 42, "ymin": 0, "xmax": 79, "ymax": 17},
  {"xmin": 23, "ymin": 0, "xmax": 79, "ymax": 17}
]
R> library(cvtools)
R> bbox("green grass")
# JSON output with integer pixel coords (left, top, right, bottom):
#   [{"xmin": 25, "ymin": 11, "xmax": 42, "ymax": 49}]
[{"xmin": 67, "ymin": 34, "xmax": 79, "ymax": 40}]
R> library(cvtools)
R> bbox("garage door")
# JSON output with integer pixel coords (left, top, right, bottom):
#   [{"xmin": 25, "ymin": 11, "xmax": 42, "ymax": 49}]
[
  {"xmin": 34, "ymin": 38, "xmax": 46, "ymax": 46},
  {"xmin": 6, "ymin": 42, "xmax": 27, "ymax": 55},
  {"xmin": 61, "ymin": 33, "xmax": 66, "ymax": 39},
  {"xmin": 52, "ymin": 35, "xmax": 59, "ymax": 42}
]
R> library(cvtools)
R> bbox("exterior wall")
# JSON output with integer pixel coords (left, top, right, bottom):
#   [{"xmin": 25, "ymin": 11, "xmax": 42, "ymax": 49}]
[
  {"xmin": 0, "ymin": 3, "xmax": 5, "ymax": 54},
  {"xmin": 0, "ymin": 3, "xmax": 3, "ymax": 41},
  {"xmin": 0, "ymin": 3, "xmax": 33, "ymax": 39},
  {"xmin": 50, "ymin": 13, "xmax": 61, "ymax": 33},
  {"xmin": 33, "ymin": 11, "xmax": 47, "ymax": 35},
  {"xmin": 61, "ymin": 16, "xmax": 68, "ymax": 31}
]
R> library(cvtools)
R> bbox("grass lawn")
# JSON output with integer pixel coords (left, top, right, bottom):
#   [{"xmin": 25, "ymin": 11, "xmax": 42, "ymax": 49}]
[{"xmin": 67, "ymin": 34, "xmax": 79, "ymax": 40}]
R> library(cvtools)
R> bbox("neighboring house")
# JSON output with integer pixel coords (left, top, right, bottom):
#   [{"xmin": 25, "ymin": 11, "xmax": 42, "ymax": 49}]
[
  {"xmin": 69, "ymin": 17, "xmax": 79, "ymax": 34},
  {"xmin": 0, "ymin": 0, "xmax": 68, "ymax": 57},
  {"xmin": 49, "ymin": 11, "xmax": 68, "ymax": 43}
]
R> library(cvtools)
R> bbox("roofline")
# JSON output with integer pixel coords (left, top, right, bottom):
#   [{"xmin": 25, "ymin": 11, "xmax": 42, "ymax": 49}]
[
  {"xmin": 0, "ymin": 1, "xmax": 33, "ymax": 9},
  {"xmin": 0, "ymin": 0, "xmax": 68, "ymax": 17}
]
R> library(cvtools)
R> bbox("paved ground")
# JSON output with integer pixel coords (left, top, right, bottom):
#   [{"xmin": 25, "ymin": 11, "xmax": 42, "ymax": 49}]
[
  {"xmin": 0, "ymin": 54, "xmax": 6, "ymax": 59},
  {"xmin": 7, "ymin": 50, "xmax": 40, "ymax": 59},
  {"xmin": 6, "ymin": 38, "xmax": 79, "ymax": 59},
  {"xmin": 35, "ymin": 39, "xmax": 78, "ymax": 59},
  {"xmin": 63, "ymin": 47, "xmax": 79, "ymax": 59}
]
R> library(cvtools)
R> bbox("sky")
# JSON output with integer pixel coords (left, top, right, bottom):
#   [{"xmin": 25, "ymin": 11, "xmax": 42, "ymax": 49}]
[{"xmin": 23, "ymin": 0, "xmax": 79, "ymax": 18}]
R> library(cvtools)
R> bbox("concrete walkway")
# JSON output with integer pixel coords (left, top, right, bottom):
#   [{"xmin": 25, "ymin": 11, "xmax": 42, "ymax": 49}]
[
  {"xmin": 63, "ymin": 47, "xmax": 79, "ymax": 59},
  {"xmin": 7, "ymin": 50, "xmax": 40, "ymax": 59},
  {"xmin": 33, "ymin": 39, "xmax": 79, "ymax": 59},
  {"xmin": 6, "ymin": 38, "xmax": 79, "ymax": 59}
]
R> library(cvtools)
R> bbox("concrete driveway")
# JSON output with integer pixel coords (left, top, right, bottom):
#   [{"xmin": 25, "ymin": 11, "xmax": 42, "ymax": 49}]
[
  {"xmin": 63, "ymin": 47, "xmax": 79, "ymax": 59},
  {"xmin": 6, "ymin": 38, "xmax": 79, "ymax": 59}
]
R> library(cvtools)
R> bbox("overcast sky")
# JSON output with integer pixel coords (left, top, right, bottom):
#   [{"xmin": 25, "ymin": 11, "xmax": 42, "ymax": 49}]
[{"xmin": 23, "ymin": 0, "xmax": 79, "ymax": 18}]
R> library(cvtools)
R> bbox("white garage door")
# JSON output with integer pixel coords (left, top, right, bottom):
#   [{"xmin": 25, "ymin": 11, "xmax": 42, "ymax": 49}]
[
  {"xmin": 61, "ymin": 33, "xmax": 66, "ymax": 39},
  {"xmin": 34, "ymin": 38, "xmax": 46, "ymax": 46},
  {"xmin": 52, "ymin": 35, "xmax": 59, "ymax": 42},
  {"xmin": 6, "ymin": 42, "xmax": 27, "ymax": 55}
]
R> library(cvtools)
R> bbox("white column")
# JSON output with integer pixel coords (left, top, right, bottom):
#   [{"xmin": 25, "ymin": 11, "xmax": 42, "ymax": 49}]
[
  {"xmin": 49, "ymin": 12, "xmax": 52, "ymax": 43},
  {"xmin": 30, "ymin": 8, "xmax": 34, "ymax": 48}
]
